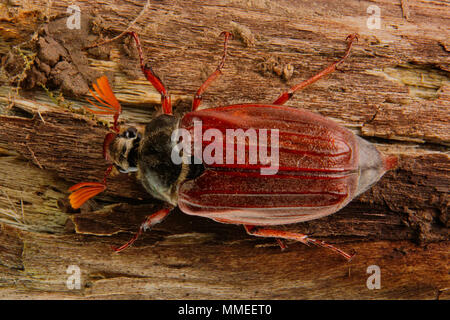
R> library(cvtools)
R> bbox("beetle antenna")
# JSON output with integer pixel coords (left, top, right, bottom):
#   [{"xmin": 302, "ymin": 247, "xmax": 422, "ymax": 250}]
[
  {"xmin": 68, "ymin": 76, "xmax": 122, "ymax": 209},
  {"xmin": 112, "ymin": 225, "xmax": 144, "ymax": 252},
  {"xmin": 383, "ymin": 154, "xmax": 398, "ymax": 171}
]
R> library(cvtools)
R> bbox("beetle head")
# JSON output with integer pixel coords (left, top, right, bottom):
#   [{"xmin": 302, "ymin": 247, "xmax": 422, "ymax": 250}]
[{"xmin": 108, "ymin": 126, "xmax": 143, "ymax": 173}]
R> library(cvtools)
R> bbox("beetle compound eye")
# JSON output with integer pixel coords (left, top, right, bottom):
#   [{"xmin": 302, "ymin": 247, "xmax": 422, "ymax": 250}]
[{"xmin": 124, "ymin": 127, "xmax": 138, "ymax": 139}]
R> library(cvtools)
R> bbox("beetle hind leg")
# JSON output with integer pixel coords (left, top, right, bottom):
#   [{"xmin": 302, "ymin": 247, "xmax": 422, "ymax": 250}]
[{"xmin": 243, "ymin": 225, "xmax": 354, "ymax": 261}]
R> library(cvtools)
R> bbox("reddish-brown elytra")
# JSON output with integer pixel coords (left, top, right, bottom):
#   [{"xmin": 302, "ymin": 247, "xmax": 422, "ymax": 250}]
[{"xmin": 69, "ymin": 32, "xmax": 397, "ymax": 260}]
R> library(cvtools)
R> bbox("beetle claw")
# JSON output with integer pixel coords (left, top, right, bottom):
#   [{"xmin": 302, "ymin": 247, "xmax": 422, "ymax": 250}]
[
  {"xmin": 346, "ymin": 33, "xmax": 359, "ymax": 43},
  {"xmin": 276, "ymin": 238, "xmax": 288, "ymax": 250}
]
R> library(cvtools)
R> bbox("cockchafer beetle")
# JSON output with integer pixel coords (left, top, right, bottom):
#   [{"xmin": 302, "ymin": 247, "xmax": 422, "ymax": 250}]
[{"xmin": 69, "ymin": 32, "xmax": 397, "ymax": 260}]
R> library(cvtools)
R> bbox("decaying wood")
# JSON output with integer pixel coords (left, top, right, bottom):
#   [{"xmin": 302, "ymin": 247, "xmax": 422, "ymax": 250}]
[{"xmin": 0, "ymin": 0, "xmax": 448, "ymax": 299}]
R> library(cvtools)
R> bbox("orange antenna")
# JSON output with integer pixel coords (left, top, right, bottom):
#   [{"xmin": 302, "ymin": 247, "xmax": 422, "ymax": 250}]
[
  {"xmin": 68, "ymin": 77, "xmax": 122, "ymax": 209},
  {"xmin": 84, "ymin": 76, "xmax": 122, "ymax": 132},
  {"xmin": 69, "ymin": 182, "xmax": 106, "ymax": 209}
]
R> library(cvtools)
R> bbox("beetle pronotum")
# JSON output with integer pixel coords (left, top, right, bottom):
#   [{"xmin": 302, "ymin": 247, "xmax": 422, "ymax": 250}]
[{"xmin": 69, "ymin": 31, "xmax": 397, "ymax": 261}]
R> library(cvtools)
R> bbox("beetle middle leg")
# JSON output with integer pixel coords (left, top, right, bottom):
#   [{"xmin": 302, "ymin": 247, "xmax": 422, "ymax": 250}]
[
  {"xmin": 192, "ymin": 31, "xmax": 233, "ymax": 111},
  {"xmin": 112, "ymin": 208, "xmax": 172, "ymax": 252},
  {"xmin": 243, "ymin": 225, "xmax": 354, "ymax": 261},
  {"xmin": 272, "ymin": 33, "xmax": 359, "ymax": 105}
]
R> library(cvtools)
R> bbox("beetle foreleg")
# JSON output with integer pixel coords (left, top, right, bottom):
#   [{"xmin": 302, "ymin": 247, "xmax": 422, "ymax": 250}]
[
  {"xmin": 243, "ymin": 225, "xmax": 354, "ymax": 261},
  {"xmin": 272, "ymin": 33, "xmax": 359, "ymax": 105},
  {"xmin": 112, "ymin": 208, "xmax": 172, "ymax": 252},
  {"xmin": 128, "ymin": 32, "xmax": 172, "ymax": 115},
  {"xmin": 192, "ymin": 31, "xmax": 233, "ymax": 111}
]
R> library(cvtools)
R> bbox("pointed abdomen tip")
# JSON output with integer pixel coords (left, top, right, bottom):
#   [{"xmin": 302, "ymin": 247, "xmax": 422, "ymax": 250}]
[{"xmin": 383, "ymin": 155, "xmax": 398, "ymax": 171}]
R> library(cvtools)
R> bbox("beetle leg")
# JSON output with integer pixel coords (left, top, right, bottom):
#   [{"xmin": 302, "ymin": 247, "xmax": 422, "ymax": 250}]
[
  {"xmin": 192, "ymin": 31, "xmax": 233, "ymax": 111},
  {"xmin": 128, "ymin": 32, "xmax": 172, "ymax": 115},
  {"xmin": 272, "ymin": 33, "xmax": 359, "ymax": 105},
  {"xmin": 276, "ymin": 238, "xmax": 288, "ymax": 251},
  {"xmin": 112, "ymin": 208, "xmax": 172, "ymax": 252},
  {"xmin": 243, "ymin": 225, "xmax": 354, "ymax": 261}
]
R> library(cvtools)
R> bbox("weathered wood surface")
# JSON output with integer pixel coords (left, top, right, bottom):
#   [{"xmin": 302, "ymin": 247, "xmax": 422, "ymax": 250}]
[{"xmin": 0, "ymin": 0, "xmax": 448, "ymax": 299}]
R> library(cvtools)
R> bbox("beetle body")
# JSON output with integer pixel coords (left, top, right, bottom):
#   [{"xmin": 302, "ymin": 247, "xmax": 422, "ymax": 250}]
[
  {"xmin": 69, "ymin": 32, "xmax": 397, "ymax": 260},
  {"xmin": 110, "ymin": 104, "xmax": 393, "ymax": 227}
]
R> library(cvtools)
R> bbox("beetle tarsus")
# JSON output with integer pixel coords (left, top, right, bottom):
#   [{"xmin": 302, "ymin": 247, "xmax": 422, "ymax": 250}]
[
  {"xmin": 69, "ymin": 32, "xmax": 393, "ymax": 263},
  {"xmin": 192, "ymin": 31, "xmax": 233, "ymax": 111},
  {"xmin": 128, "ymin": 31, "xmax": 172, "ymax": 115},
  {"xmin": 383, "ymin": 154, "xmax": 399, "ymax": 171},
  {"xmin": 276, "ymin": 238, "xmax": 288, "ymax": 251},
  {"xmin": 112, "ymin": 208, "xmax": 172, "ymax": 252},
  {"xmin": 304, "ymin": 237, "xmax": 355, "ymax": 262},
  {"xmin": 273, "ymin": 33, "xmax": 359, "ymax": 106},
  {"xmin": 244, "ymin": 225, "xmax": 353, "ymax": 261}
]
